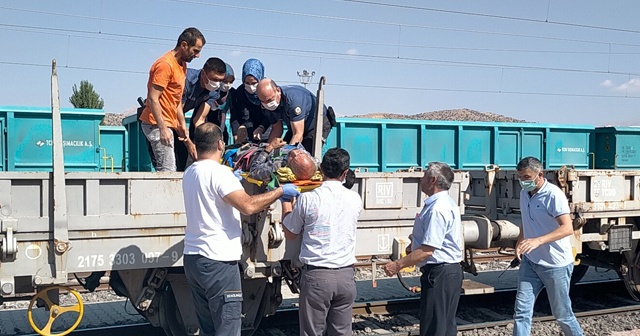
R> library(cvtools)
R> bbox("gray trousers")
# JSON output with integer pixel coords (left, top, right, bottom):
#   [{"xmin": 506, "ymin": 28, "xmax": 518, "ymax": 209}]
[
  {"xmin": 183, "ymin": 255, "xmax": 243, "ymax": 336},
  {"xmin": 299, "ymin": 266, "xmax": 356, "ymax": 336},
  {"xmin": 141, "ymin": 122, "xmax": 176, "ymax": 172}
]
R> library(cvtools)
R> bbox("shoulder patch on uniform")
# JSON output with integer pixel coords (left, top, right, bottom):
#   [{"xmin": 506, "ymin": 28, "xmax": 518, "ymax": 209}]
[{"xmin": 294, "ymin": 106, "xmax": 302, "ymax": 115}]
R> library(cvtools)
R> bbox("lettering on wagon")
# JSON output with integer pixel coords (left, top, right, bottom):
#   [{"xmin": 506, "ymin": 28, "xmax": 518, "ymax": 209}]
[
  {"xmin": 76, "ymin": 251, "xmax": 180, "ymax": 268},
  {"xmin": 36, "ymin": 139, "xmax": 94, "ymax": 147}
]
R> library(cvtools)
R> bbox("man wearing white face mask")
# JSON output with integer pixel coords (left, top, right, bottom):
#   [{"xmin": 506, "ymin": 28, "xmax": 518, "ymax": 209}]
[
  {"xmin": 257, "ymin": 78, "xmax": 334, "ymax": 154},
  {"xmin": 190, "ymin": 62, "xmax": 235, "ymax": 147},
  {"xmin": 174, "ymin": 57, "xmax": 227, "ymax": 171},
  {"xmin": 513, "ymin": 156, "xmax": 583, "ymax": 336}
]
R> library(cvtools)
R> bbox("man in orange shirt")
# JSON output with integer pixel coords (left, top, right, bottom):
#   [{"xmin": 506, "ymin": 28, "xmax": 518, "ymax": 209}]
[{"xmin": 139, "ymin": 27, "xmax": 205, "ymax": 172}]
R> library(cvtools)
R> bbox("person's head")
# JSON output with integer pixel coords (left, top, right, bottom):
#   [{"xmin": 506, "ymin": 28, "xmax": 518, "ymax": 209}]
[
  {"xmin": 320, "ymin": 148, "xmax": 351, "ymax": 181},
  {"xmin": 257, "ymin": 78, "xmax": 282, "ymax": 111},
  {"xmin": 193, "ymin": 122, "xmax": 224, "ymax": 157},
  {"xmin": 175, "ymin": 27, "xmax": 205, "ymax": 63},
  {"xmin": 200, "ymin": 57, "xmax": 226, "ymax": 91},
  {"xmin": 421, "ymin": 162, "xmax": 454, "ymax": 196},
  {"xmin": 242, "ymin": 58, "xmax": 264, "ymax": 95},
  {"xmin": 516, "ymin": 156, "xmax": 544, "ymax": 192},
  {"xmin": 287, "ymin": 149, "xmax": 317, "ymax": 180},
  {"xmin": 221, "ymin": 63, "xmax": 235, "ymax": 92}
]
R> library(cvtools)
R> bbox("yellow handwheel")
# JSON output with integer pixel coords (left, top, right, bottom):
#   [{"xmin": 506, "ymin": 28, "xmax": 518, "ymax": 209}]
[{"xmin": 27, "ymin": 285, "xmax": 84, "ymax": 336}]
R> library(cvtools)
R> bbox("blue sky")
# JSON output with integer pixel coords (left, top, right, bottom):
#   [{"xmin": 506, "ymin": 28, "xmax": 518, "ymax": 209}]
[{"xmin": 1, "ymin": 0, "xmax": 639, "ymax": 125}]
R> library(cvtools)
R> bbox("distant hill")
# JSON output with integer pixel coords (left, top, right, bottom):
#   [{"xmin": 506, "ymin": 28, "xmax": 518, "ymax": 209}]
[
  {"xmin": 101, "ymin": 107, "xmax": 527, "ymax": 126},
  {"xmin": 348, "ymin": 108, "xmax": 527, "ymax": 123}
]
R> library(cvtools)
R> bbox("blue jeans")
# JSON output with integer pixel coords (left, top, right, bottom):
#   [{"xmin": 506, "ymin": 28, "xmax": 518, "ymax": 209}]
[{"xmin": 513, "ymin": 256, "xmax": 583, "ymax": 336}]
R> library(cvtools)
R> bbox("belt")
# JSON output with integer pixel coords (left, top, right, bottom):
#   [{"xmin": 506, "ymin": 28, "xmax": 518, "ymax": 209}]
[
  {"xmin": 303, "ymin": 264, "xmax": 353, "ymax": 271},
  {"xmin": 420, "ymin": 262, "xmax": 459, "ymax": 272}
]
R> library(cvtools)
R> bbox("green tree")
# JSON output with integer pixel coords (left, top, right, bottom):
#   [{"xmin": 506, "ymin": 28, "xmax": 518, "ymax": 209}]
[{"xmin": 69, "ymin": 80, "xmax": 105, "ymax": 109}]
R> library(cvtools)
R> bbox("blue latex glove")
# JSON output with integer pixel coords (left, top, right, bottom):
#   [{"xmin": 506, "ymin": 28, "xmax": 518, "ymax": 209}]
[
  {"xmin": 233, "ymin": 169, "xmax": 244, "ymax": 181},
  {"xmin": 280, "ymin": 183, "xmax": 300, "ymax": 202}
]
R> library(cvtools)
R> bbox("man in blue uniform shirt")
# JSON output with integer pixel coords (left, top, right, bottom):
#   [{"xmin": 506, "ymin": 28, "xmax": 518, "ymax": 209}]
[
  {"xmin": 174, "ymin": 57, "xmax": 226, "ymax": 170},
  {"xmin": 256, "ymin": 78, "xmax": 334, "ymax": 154},
  {"xmin": 383, "ymin": 162, "xmax": 463, "ymax": 336}
]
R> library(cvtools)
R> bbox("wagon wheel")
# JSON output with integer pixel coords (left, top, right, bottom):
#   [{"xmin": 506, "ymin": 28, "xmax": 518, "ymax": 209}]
[
  {"xmin": 27, "ymin": 286, "xmax": 84, "ymax": 336},
  {"xmin": 620, "ymin": 252, "xmax": 640, "ymax": 301},
  {"xmin": 157, "ymin": 284, "xmax": 187, "ymax": 336}
]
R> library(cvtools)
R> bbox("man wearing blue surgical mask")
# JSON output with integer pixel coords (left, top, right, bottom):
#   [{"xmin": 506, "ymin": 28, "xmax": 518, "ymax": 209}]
[
  {"xmin": 174, "ymin": 57, "xmax": 226, "ymax": 171},
  {"xmin": 256, "ymin": 78, "xmax": 334, "ymax": 154},
  {"xmin": 513, "ymin": 156, "xmax": 583, "ymax": 336}
]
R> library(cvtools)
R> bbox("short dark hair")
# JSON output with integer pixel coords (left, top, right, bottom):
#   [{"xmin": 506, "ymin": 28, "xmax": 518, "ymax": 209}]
[
  {"xmin": 516, "ymin": 156, "xmax": 543, "ymax": 173},
  {"xmin": 203, "ymin": 57, "xmax": 226, "ymax": 74},
  {"xmin": 343, "ymin": 169, "xmax": 356, "ymax": 189},
  {"xmin": 426, "ymin": 162, "xmax": 454, "ymax": 190},
  {"xmin": 194, "ymin": 122, "xmax": 222, "ymax": 154},
  {"xmin": 321, "ymin": 148, "xmax": 350, "ymax": 179},
  {"xmin": 176, "ymin": 27, "xmax": 205, "ymax": 48}
]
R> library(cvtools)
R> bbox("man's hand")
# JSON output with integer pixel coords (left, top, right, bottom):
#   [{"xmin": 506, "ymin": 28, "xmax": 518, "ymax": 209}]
[
  {"xmin": 515, "ymin": 237, "xmax": 543, "ymax": 259},
  {"xmin": 280, "ymin": 183, "xmax": 300, "ymax": 202},
  {"xmin": 186, "ymin": 139, "xmax": 197, "ymax": 160},
  {"xmin": 176, "ymin": 124, "xmax": 188, "ymax": 140},
  {"xmin": 236, "ymin": 126, "xmax": 248, "ymax": 143},
  {"xmin": 266, "ymin": 138, "xmax": 286, "ymax": 153},
  {"xmin": 383, "ymin": 261, "xmax": 400, "ymax": 277},
  {"xmin": 253, "ymin": 126, "xmax": 265, "ymax": 141},
  {"xmin": 160, "ymin": 127, "xmax": 173, "ymax": 147}
]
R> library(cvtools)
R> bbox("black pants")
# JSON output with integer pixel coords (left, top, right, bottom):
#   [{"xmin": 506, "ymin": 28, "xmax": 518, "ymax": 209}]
[
  {"xmin": 183, "ymin": 255, "xmax": 243, "ymax": 336},
  {"xmin": 419, "ymin": 263, "xmax": 463, "ymax": 336}
]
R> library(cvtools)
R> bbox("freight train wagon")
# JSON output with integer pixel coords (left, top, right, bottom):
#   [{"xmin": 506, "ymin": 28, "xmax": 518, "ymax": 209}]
[{"xmin": 1, "ymin": 62, "xmax": 640, "ymax": 336}]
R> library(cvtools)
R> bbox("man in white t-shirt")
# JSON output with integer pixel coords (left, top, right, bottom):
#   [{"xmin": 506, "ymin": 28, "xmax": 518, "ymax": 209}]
[
  {"xmin": 282, "ymin": 148, "xmax": 363, "ymax": 336},
  {"xmin": 182, "ymin": 122, "xmax": 299, "ymax": 336}
]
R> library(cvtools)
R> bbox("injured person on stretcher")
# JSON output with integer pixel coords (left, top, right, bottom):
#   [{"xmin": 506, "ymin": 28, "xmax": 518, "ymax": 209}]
[{"xmin": 222, "ymin": 137, "xmax": 355, "ymax": 192}]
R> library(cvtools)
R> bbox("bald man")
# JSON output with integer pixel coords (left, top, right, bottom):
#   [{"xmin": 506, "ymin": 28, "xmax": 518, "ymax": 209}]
[
  {"xmin": 248, "ymin": 137, "xmax": 318, "ymax": 182},
  {"xmin": 256, "ymin": 78, "xmax": 333, "ymax": 154}
]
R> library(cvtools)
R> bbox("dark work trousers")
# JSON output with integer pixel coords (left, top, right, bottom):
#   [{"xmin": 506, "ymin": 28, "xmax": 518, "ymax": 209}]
[
  {"xmin": 299, "ymin": 266, "xmax": 356, "ymax": 336},
  {"xmin": 419, "ymin": 263, "xmax": 463, "ymax": 336},
  {"xmin": 183, "ymin": 254, "xmax": 243, "ymax": 336},
  {"xmin": 173, "ymin": 130, "xmax": 188, "ymax": 172}
]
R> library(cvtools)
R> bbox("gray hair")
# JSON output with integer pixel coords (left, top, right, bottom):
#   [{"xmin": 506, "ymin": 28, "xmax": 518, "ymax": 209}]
[
  {"xmin": 426, "ymin": 162, "xmax": 454, "ymax": 190},
  {"xmin": 516, "ymin": 156, "xmax": 543, "ymax": 173}
]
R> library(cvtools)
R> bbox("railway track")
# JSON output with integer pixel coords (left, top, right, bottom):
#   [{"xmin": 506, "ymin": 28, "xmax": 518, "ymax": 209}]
[
  {"xmin": 13, "ymin": 278, "xmax": 635, "ymax": 336},
  {"xmin": 256, "ymin": 279, "xmax": 639, "ymax": 336}
]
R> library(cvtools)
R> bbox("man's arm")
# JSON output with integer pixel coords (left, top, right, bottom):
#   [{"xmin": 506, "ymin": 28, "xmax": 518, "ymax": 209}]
[
  {"xmin": 223, "ymin": 187, "xmax": 284, "ymax": 215},
  {"xmin": 176, "ymin": 101, "xmax": 188, "ymax": 139},
  {"xmin": 383, "ymin": 245, "xmax": 436, "ymax": 276},
  {"xmin": 288, "ymin": 120, "xmax": 305, "ymax": 145},
  {"xmin": 267, "ymin": 120, "xmax": 284, "ymax": 142},
  {"xmin": 147, "ymin": 84, "xmax": 173, "ymax": 146},
  {"xmin": 281, "ymin": 201, "xmax": 298, "ymax": 240},
  {"xmin": 516, "ymin": 213, "xmax": 573, "ymax": 256},
  {"xmin": 192, "ymin": 103, "xmax": 212, "ymax": 129}
]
